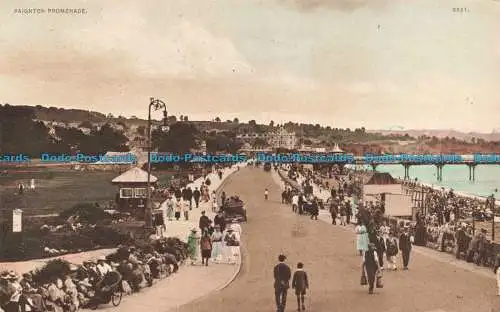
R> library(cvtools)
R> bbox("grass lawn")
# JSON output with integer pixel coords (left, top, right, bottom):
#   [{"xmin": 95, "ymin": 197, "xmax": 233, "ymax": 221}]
[{"xmin": 0, "ymin": 166, "xmax": 174, "ymax": 218}]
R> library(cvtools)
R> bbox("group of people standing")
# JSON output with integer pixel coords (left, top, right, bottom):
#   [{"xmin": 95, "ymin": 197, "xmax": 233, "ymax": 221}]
[
  {"xmin": 355, "ymin": 219, "xmax": 413, "ymax": 294},
  {"xmin": 162, "ymin": 186, "xmax": 218, "ymax": 222},
  {"xmin": 186, "ymin": 211, "xmax": 241, "ymax": 266}
]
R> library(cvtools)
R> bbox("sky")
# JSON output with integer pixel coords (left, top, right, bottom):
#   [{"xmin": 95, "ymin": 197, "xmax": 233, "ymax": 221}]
[{"xmin": 0, "ymin": 0, "xmax": 499, "ymax": 132}]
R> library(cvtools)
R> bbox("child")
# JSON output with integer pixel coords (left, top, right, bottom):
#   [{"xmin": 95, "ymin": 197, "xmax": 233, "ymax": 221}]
[{"xmin": 292, "ymin": 262, "xmax": 309, "ymax": 311}]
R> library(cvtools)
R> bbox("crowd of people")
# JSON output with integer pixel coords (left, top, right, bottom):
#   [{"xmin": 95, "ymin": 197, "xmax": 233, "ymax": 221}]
[
  {"xmin": 278, "ymin": 163, "xmax": 500, "ymax": 296},
  {"xmin": 0, "ymin": 237, "xmax": 189, "ymax": 312}
]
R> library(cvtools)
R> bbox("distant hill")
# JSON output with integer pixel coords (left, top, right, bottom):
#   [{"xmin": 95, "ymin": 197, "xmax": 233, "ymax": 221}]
[
  {"xmin": 31, "ymin": 105, "xmax": 108, "ymax": 123},
  {"xmin": 369, "ymin": 129, "xmax": 500, "ymax": 142},
  {"xmin": 4, "ymin": 104, "xmax": 499, "ymax": 154}
]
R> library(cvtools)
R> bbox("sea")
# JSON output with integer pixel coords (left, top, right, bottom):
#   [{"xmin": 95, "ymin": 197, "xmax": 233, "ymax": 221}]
[{"xmin": 373, "ymin": 164, "xmax": 500, "ymax": 200}]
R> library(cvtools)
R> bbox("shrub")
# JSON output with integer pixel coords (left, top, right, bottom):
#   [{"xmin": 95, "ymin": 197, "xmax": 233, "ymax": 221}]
[
  {"xmin": 32, "ymin": 259, "xmax": 71, "ymax": 284},
  {"xmin": 59, "ymin": 203, "xmax": 109, "ymax": 224},
  {"xmin": 0, "ymin": 232, "xmax": 43, "ymax": 261}
]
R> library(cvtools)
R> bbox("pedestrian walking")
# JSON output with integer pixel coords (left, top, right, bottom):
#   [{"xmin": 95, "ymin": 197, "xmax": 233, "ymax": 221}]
[
  {"xmin": 339, "ymin": 203, "xmax": 347, "ymax": 226},
  {"xmin": 165, "ymin": 196, "xmax": 174, "ymax": 221},
  {"xmin": 455, "ymin": 224, "xmax": 467, "ymax": 259},
  {"xmin": 211, "ymin": 226, "xmax": 223, "ymax": 263},
  {"xmin": 186, "ymin": 187, "xmax": 193, "ymax": 210},
  {"xmin": 310, "ymin": 198, "xmax": 319, "ymax": 220},
  {"xmin": 273, "ymin": 254, "xmax": 291, "ymax": 312},
  {"xmin": 356, "ymin": 220, "xmax": 369, "ymax": 256},
  {"xmin": 214, "ymin": 210, "xmax": 226, "ymax": 231},
  {"xmin": 221, "ymin": 191, "xmax": 226, "ymax": 206},
  {"xmin": 187, "ymin": 228, "xmax": 201, "ymax": 265},
  {"xmin": 174, "ymin": 198, "xmax": 182, "ymax": 221},
  {"xmin": 330, "ymin": 198, "xmax": 338, "ymax": 225},
  {"xmin": 199, "ymin": 211, "xmax": 211, "ymax": 233},
  {"xmin": 200, "ymin": 231, "xmax": 212, "ymax": 266},
  {"xmin": 193, "ymin": 187, "xmax": 201, "ymax": 208},
  {"xmin": 292, "ymin": 193, "xmax": 299, "ymax": 213},
  {"xmin": 399, "ymin": 226, "xmax": 412, "ymax": 270},
  {"xmin": 183, "ymin": 200, "xmax": 189, "ymax": 220},
  {"xmin": 292, "ymin": 262, "xmax": 309, "ymax": 311},
  {"xmin": 265, "ymin": 188, "xmax": 269, "ymax": 200},
  {"xmin": 385, "ymin": 231, "xmax": 399, "ymax": 270},
  {"xmin": 345, "ymin": 199, "xmax": 352, "ymax": 224},
  {"xmin": 363, "ymin": 243, "xmax": 381, "ymax": 294}
]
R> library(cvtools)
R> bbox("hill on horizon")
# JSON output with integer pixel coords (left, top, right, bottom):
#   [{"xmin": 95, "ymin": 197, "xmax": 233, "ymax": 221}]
[{"xmin": 8, "ymin": 104, "xmax": 496, "ymax": 139}]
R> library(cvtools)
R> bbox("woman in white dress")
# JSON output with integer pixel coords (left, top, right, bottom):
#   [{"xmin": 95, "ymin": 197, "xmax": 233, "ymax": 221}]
[{"xmin": 211, "ymin": 226, "xmax": 224, "ymax": 262}]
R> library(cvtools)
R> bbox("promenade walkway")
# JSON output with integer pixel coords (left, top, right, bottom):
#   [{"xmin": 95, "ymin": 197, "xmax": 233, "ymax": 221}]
[
  {"xmin": 274, "ymin": 168, "xmax": 497, "ymax": 280},
  {"xmin": 175, "ymin": 166, "xmax": 497, "ymax": 312}
]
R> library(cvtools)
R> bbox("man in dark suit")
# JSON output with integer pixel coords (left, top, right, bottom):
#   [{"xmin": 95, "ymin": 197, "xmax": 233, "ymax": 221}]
[
  {"xmin": 193, "ymin": 187, "xmax": 201, "ymax": 208},
  {"xmin": 292, "ymin": 262, "xmax": 309, "ymax": 311},
  {"xmin": 274, "ymin": 254, "xmax": 291, "ymax": 312},
  {"xmin": 399, "ymin": 226, "xmax": 413, "ymax": 270}
]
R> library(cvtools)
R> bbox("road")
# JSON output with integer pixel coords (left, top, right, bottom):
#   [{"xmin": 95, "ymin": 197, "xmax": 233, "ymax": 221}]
[{"xmin": 173, "ymin": 167, "xmax": 497, "ymax": 312}]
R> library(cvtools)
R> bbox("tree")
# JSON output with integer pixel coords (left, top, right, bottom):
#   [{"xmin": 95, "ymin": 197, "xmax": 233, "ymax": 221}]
[
  {"xmin": 226, "ymin": 120, "xmax": 232, "ymax": 123},
  {"xmin": 137, "ymin": 125, "xmax": 146, "ymax": 136},
  {"xmin": 167, "ymin": 116, "xmax": 177, "ymax": 123},
  {"xmin": 79, "ymin": 121, "xmax": 93, "ymax": 128},
  {"xmin": 233, "ymin": 117, "xmax": 239, "ymax": 123},
  {"xmin": 107, "ymin": 113, "xmax": 114, "ymax": 119},
  {"xmin": 269, "ymin": 120, "xmax": 274, "ymax": 128},
  {"xmin": 253, "ymin": 138, "xmax": 269, "ymax": 148},
  {"xmin": 179, "ymin": 115, "xmax": 183, "ymax": 122},
  {"xmin": 152, "ymin": 122, "xmax": 199, "ymax": 154},
  {"xmin": 205, "ymin": 134, "xmax": 243, "ymax": 153},
  {"xmin": 183, "ymin": 116, "xmax": 188, "ymax": 122},
  {"xmin": 215, "ymin": 117, "xmax": 221, "ymax": 122}
]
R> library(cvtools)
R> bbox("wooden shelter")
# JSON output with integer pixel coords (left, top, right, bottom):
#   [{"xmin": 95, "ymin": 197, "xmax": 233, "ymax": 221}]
[{"xmin": 111, "ymin": 167, "xmax": 158, "ymax": 212}]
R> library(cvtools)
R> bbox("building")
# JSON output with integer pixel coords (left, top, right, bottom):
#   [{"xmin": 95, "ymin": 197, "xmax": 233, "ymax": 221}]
[
  {"xmin": 236, "ymin": 133, "xmax": 271, "ymax": 141},
  {"xmin": 111, "ymin": 167, "xmax": 158, "ymax": 213},
  {"xmin": 269, "ymin": 127, "xmax": 297, "ymax": 149}
]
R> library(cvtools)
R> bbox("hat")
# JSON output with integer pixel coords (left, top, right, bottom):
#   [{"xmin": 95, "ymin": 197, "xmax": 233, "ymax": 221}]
[
  {"xmin": 22, "ymin": 273, "xmax": 32, "ymax": 279},
  {"xmin": 201, "ymin": 211, "xmax": 205, "ymax": 215},
  {"xmin": 191, "ymin": 228, "xmax": 198, "ymax": 232},
  {"xmin": 6, "ymin": 271, "xmax": 18, "ymax": 280},
  {"xmin": 97, "ymin": 256, "xmax": 106, "ymax": 261}
]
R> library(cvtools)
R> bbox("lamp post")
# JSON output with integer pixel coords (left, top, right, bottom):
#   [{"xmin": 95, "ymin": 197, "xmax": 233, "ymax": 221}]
[{"xmin": 145, "ymin": 97, "xmax": 168, "ymax": 230}]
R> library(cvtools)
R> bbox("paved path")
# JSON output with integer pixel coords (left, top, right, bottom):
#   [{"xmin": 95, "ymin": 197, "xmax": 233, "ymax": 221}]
[{"xmin": 174, "ymin": 166, "xmax": 498, "ymax": 312}]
